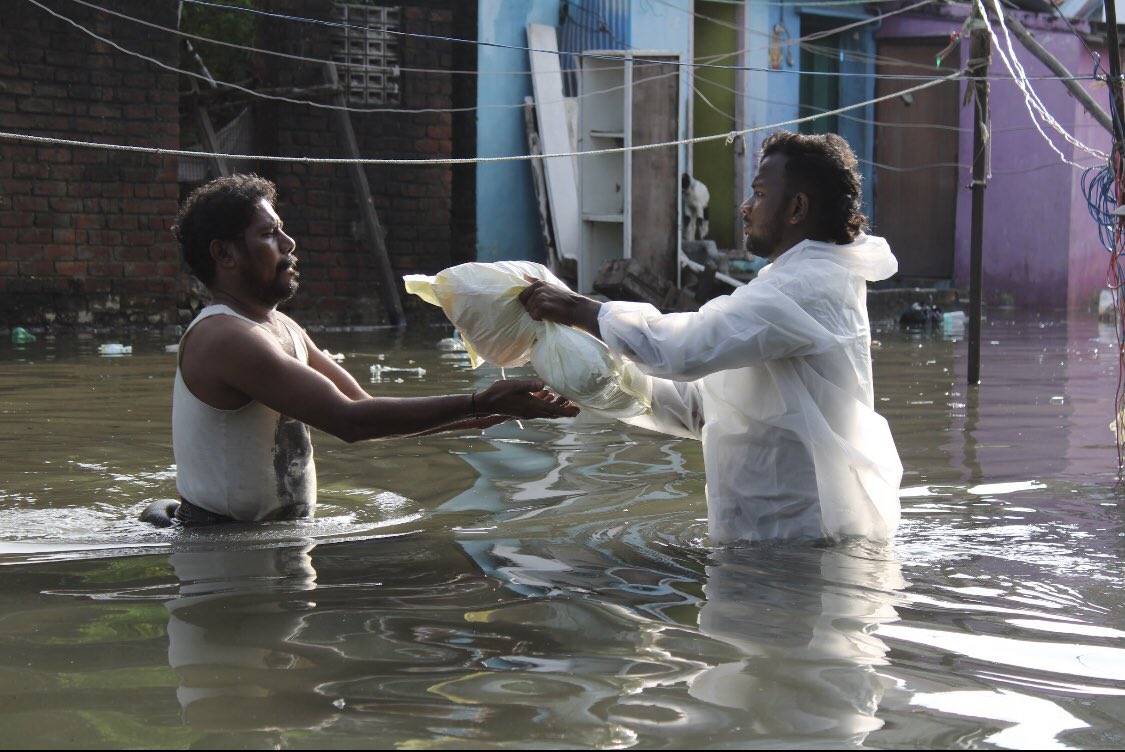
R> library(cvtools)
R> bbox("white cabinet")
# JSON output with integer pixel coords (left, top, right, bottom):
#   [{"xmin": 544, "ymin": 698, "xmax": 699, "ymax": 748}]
[{"xmin": 577, "ymin": 51, "xmax": 682, "ymax": 294}]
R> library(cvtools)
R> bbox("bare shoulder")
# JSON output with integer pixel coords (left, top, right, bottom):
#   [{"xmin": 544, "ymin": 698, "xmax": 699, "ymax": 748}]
[
  {"xmin": 182, "ymin": 313, "xmax": 276, "ymax": 363},
  {"xmin": 180, "ymin": 314, "xmax": 286, "ymax": 410}
]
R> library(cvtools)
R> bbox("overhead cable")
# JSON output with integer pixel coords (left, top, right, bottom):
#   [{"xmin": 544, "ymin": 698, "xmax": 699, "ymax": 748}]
[
  {"xmin": 0, "ymin": 68, "xmax": 966, "ymax": 166},
  {"xmin": 978, "ymin": 0, "xmax": 1107, "ymax": 164},
  {"xmin": 176, "ymin": 0, "xmax": 1091, "ymax": 81}
]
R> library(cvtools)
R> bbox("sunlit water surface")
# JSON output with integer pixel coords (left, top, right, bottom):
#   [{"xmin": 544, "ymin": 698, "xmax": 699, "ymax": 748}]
[{"xmin": 0, "ymin": 311, "xmax": 1122, "ymax": 748}]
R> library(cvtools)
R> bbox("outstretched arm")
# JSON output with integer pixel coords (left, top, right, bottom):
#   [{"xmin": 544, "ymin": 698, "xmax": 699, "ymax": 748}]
[{"xmin": 188, "ymin": 319, "xmax": 578, "ymax": 443}]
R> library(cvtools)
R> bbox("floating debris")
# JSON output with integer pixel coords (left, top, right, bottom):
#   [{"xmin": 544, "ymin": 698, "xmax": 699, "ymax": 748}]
[
  {"xmin": 10, "ymin": 327, "xmax": 36, "ymax": 344},
  {"xmin": 370, "ymin": 364, "xmax": 426, "ymax": 382},
  {"xmin": 322, "ymin": 349, "xmax": 346, "ymax": 362},
  {"xmin": 164, "ymin": 343, "xmax": 179, "ymax": 354},
  {"xmin": 437, "ymin": 336, "xmax": 467, "ymax": 352},
  {"xmin": 97, "ymin": 344, "xmax": 132, "ymax": 356}
]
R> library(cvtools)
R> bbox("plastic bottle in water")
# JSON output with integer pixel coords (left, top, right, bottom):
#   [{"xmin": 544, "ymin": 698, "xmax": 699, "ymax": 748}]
[{"xmin": 942, "ymin": 310, "xmax": 966, "ymax": 335}]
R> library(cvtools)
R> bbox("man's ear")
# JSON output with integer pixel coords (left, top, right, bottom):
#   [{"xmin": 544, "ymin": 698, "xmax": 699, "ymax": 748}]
[
  {"xmin": 789, "ymin": 192, "xmax": 810, "ymax": 225},
  {"xmin": 210, "ymin": 239, "xmax": 238, "ymax": 269}
]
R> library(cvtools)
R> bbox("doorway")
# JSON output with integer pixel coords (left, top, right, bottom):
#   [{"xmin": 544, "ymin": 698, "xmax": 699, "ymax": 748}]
[{"xmin": 873, "ymin": 39, "xmax": 960, "ymax": 280}]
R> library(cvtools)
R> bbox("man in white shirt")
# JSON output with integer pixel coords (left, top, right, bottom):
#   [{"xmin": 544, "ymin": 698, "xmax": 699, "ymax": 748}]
[
  {"xmin": 144, "ymin": 174, "xmax": 577, "ymax": 526},
  {"xmin": 519, "ymin": 131, "xmax": 902, "ymax": 544}
]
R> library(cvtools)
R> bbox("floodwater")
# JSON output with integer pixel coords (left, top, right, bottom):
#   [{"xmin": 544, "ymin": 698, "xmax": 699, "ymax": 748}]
[{"xmin": 0, "ymin": 310, "xmax": 1122, "ymax": 749}]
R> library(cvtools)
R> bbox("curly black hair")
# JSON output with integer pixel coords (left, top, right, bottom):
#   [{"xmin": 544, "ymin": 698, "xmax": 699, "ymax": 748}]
[
  {"xmin": 171, "ymin": 174, "xmax": 278, "ymax": 286},
  {"xmin": 759, "ymin": 130, "xmax": 867, "ymax": 243}
]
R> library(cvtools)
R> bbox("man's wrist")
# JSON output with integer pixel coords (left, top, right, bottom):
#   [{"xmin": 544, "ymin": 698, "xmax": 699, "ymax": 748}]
[{"xmin": 578, "ymin": 296, "xmax": 603, "ymax": 338}]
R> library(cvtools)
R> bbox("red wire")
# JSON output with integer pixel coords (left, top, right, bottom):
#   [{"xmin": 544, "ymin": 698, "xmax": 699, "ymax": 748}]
[{"xmin": 1115, "ymin": 149, "xmax": 1125, "ymax": 478}]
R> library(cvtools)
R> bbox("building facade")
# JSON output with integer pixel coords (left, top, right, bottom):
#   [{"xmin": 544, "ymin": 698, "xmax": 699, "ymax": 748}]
[{"xmin": 0, "ymin": 0, "xmax": 477, "ymax": 331}]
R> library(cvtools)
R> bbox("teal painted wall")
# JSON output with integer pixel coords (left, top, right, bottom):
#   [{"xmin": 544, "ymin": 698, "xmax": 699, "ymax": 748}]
[{"xmin": 476, "ymin": 0, "xmax": 562, "ymax": 263}]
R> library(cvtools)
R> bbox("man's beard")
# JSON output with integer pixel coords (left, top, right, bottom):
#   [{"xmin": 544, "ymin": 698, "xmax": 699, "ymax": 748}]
[
  {"xmin": 268, "ymin": 269, "xmax": 300, "ymax": 305},
  {"xmin": 242, "ymin": 264, "xmax": 299, "ymax": 306},
  {"xmin": 744, "ymin": 223, "xmax": 781, "ymax": 259},
  {"xmin": 743, "ymin": 203, "xmax": 788, "ymax": 259}
]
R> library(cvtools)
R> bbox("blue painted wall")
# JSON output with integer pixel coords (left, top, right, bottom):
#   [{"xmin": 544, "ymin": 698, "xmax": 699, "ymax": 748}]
[
  {"xmin": 742, "ymin": 3, "xmax": 876, "ymax": 217},
  {"xmin": 476, "ymin": 0, "xmax": 562, "ymax": 264},
  {"xmin": 477, "ymin": 0, "xmax": 695, "ymax": 264}
]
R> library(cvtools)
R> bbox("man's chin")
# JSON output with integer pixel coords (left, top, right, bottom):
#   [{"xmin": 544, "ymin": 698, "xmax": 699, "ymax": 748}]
[
  {"xmin": 744, "ymin": 238, "xmax": 768, "ymax": 259},
  {"xmin": 267, "ymin": 280, "xmax": 299, "ymax": 306}
]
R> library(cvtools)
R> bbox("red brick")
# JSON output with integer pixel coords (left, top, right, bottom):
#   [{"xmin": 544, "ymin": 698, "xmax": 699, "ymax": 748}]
[
  {"xmin": 56, "ymin": 261, "xmax": 87, "ymax": 276},
  {"xmin": 88, "ymin": 262, "xmax": 123, "ymax": 277},
  {"xmin": 123, "ymin": 262, "xmax": 157, "ymax": 276},
  {"xmin": 19, "ymin": 261, "xmax": 54, "ymax": 276},
  {"xmin": 44, "ymin": 245, "xmax": 76, "ymax": 260}
]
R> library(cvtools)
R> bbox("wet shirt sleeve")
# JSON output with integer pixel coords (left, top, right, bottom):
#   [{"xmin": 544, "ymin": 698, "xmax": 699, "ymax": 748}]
[
  {"xmin": 598, "ymin": 277, "xmax": 847, "ymax": 382},
  {"xmin": 622, "ymin": 376, "xmax": 705, "ymax": 440}
]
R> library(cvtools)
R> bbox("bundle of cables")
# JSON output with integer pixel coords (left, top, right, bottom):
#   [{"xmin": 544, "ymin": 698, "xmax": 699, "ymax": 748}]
[{"xmin": 1082, "ymin": 155, "xmax": 1125, "ymax": 477}]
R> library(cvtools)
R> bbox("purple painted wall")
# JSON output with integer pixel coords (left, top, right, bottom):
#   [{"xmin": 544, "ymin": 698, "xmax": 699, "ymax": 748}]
[{"xmin": 879, "ymin": 5, "xmax": 1110, "ymax": 309}]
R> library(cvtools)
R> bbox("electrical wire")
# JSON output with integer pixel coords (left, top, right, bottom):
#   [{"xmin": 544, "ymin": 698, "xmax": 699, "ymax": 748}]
[
  {"xmin": 978, "ymin": 0, "xmax": 1108, "ymax": 164},
  {"xmin": 0, "ymin": 67, "xmax": 967, "ymax": 166},
  {"xmin": 27, "ymin": 0, "xmax": 689, "ymax": 116},
  {"xmin": 175, "ymin": 0, "xmax": 1093, "ymax": 82},
  {"xmin": 67, "ymin": 0, "xmax": 937, "ymax": 81}
]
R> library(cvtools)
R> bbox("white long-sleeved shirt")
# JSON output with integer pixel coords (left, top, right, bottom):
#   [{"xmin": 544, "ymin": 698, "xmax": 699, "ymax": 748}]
[{"xmin": 599, "ymin": 234, "xmax": 903, "ymax": 544}]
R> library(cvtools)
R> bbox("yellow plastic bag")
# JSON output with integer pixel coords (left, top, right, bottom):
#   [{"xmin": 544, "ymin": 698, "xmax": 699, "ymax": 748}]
[
  {"xmin": 404, "ymin": 261, "xmax": 560, "ymax": 368},
  {"xmin": 404, "ymin": 262, "xmax": 650, "ymax": 418}
]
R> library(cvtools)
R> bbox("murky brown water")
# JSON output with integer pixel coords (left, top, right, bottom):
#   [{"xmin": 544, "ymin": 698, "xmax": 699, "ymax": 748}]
[{"xmin": 0, "ymin": 310, "xmax": 1122, "ymax": 748}]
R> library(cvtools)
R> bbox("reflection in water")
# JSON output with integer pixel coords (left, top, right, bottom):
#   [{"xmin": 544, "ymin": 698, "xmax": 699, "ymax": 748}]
[
  {"xmin": 457, "ymin": 532, "xmax": 905, "ymax": 747},
  {"xmin": 164, "ymin": 542, "xmax": 342, "ymax": 743},
  {"xmin": 689, "ymin": 544, "xmax": 903, "ymax": 744},
  {"xmin": 0, "ymin": 321, "xmax": 1123, "ymax": 747}
]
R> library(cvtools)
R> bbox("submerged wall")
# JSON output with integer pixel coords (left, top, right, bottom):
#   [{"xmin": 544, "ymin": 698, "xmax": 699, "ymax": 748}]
[
  {"xmin": 880, "ymin": 5, "xmax": 1109, "ymax": 309},
  {"xmin": 0, "ymin": 0, "xmax": 476, "ymax": 331},
  {"xmin": 0, "ymin": 0, "xmax": 182, "ymax": 330}
]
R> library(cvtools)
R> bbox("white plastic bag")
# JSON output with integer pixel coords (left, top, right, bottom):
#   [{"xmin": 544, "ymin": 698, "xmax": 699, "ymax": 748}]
[
  {"xmin": 404, "ymin": 260, "xmax": 561, "ymax": 368},
  {"xmin": 531, "ymin": 322, "xmax": 651, "ymax": 418},
  {"xmin": 404, "ymin": 262, "xmax": 650, "ymax": 418}
]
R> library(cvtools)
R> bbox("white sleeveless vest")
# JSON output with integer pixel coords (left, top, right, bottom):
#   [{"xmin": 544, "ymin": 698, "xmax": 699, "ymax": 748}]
[{"xmin": 173, "ymin": 305, "xmax": 317, "ymax": 520}]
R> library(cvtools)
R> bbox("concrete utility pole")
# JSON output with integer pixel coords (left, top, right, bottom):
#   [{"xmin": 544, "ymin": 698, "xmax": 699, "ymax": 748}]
[{"xmin": 967, "ymin": 10, "xmax": 990, "ymax": 386}]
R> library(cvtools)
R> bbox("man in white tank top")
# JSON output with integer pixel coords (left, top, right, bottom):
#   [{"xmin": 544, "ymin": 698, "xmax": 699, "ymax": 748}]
[{"xmin": 142, "ymin": 175, "xmax": 578, "ymax": 527}]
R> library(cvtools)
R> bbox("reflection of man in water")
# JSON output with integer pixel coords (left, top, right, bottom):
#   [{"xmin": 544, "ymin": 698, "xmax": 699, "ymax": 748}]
[
  {"xmin": 143, "ymin": 174, "xmax": 577, "ymax": 526},
  {"xmin": 689, "ymin": 544, "xmax": 903, "ymax": 744},
  {"xmin": 164, "ymin": 543, "xmax": 341, "ymax": 741},
  {"xmin": 454, "ymin": 535, "xmax": 902, "ymax": 746}
]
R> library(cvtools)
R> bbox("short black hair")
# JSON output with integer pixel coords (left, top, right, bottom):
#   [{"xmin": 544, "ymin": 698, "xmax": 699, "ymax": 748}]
[
  {"xmin": 172, "ymin": 174, "xmax": 278, "ymax": 286},
  {"xmin": 759, "ymin": 131, "xmax": 867, "ymax": 243}
]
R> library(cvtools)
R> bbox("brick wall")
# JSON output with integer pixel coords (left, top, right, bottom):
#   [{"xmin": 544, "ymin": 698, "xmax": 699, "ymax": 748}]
[
  {"xmin": 0, "ymin": 0, "xmax": 476, "ymax": 332},
  {"xmin": 252, "ymin": 0, "xmax": 475, "ymax": 327},
  {"xmin": 0, "ymin": 0, "xmax": 182, "ymax": 330}
]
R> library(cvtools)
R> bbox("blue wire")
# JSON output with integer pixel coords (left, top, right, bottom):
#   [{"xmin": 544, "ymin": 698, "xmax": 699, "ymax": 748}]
[{"xmin": 1082, "ymin": 164, "xmax": 1118, "ymax": 253}]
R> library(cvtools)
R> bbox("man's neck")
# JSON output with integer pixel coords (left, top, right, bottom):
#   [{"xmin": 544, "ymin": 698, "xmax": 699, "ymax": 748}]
[
  {"xmin": 769, "ymin": 232, "xmax": 837, "ymax": 261},
  {"xmin": 209, "ymin": 289, "xmax": 276, "ymax": 323}
]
